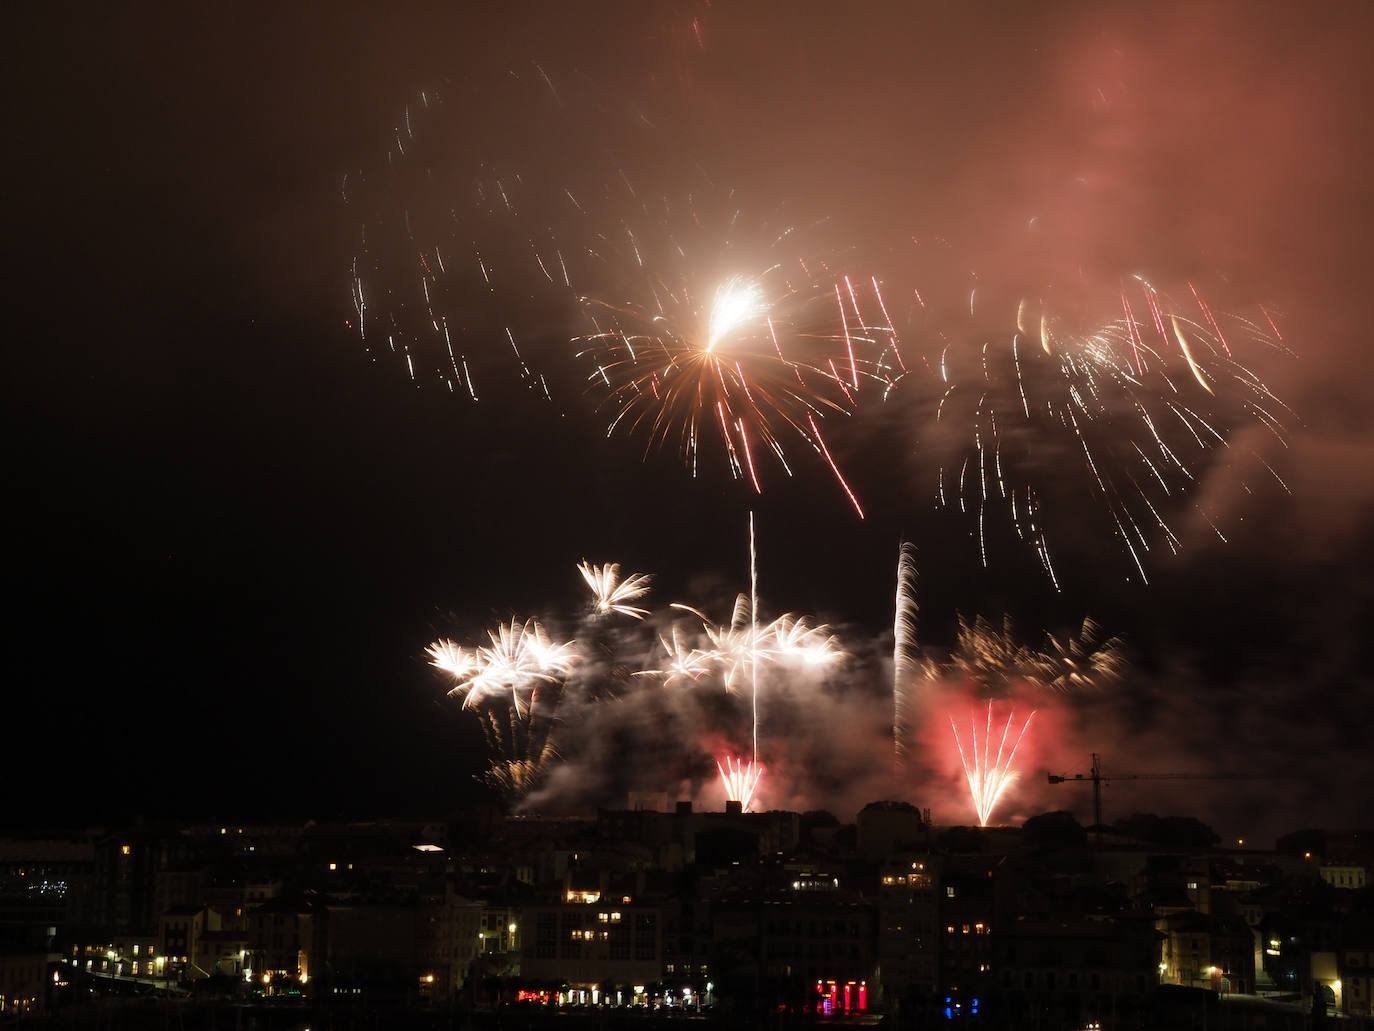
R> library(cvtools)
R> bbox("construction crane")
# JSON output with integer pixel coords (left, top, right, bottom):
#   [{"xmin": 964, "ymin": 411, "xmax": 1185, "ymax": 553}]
[{"xmin": 1047, "ymin": 753, "xmax": 1264, "ymax": 831}]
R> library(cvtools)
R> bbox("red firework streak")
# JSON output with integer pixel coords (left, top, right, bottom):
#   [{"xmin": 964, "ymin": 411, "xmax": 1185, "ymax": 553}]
[{"xmin": 949, "ymin": 702, "xmax": 1036, "ymax": 826}]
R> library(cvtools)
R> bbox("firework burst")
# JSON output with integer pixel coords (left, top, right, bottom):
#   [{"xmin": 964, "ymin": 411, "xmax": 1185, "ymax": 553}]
[
  {"xmin": 635, "ymin": 627, "xmax": 716, "ymax": 683},
  {"xmin": 430, "ymin": 619, "xmax": 576, "ymax": 712},
  {"xmin": 764, "ymin": 614, "xmax": 843, "ymax": 669},
  {"xmin": 572, "ymin": 179, "xmax": 894, "ymax": 515},
  {"xmin": 578, "ymin": 560, "xmax": 653, "ymax": 619},
  {"xmin": 428, "ymin": 618, "xmax": 577, "ymax": 800}
]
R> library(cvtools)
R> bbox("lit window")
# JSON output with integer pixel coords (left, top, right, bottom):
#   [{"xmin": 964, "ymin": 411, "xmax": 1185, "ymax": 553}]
[
  {"xmin": 121, "ymin": 845, "xmax": 131, "ymax": 856},
  {"xmin": 946, "ymin": 886, "xmax": 955, "ymax": 898},
  {"xmin": 132, "ymin": 945, "xmax": 139, "ymax": 956}
]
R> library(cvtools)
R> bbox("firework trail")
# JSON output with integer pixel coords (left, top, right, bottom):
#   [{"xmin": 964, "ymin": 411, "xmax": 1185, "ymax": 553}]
[
  {"xmin": 898, "ymin": 265, "xmax": 1294, "ymax": 585},
  {"xmin": 578, "ymin": 560, "xmax": 652, "ymax": 619},
  {"xmin": 949, "ymin": 702, "xmax": 1036, "ymax": 827},
  {"xmin": 892, "ymin": 540, "xmax": 918, "ymax": 766},
  {"xmin": 715, "ymin": 510, "xmax": 766, "ymax": 810}
]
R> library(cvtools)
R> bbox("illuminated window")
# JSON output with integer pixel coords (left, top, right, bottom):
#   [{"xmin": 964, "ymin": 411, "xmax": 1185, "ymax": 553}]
[
  {"xmin": 946, "ymin": 886, "xmax": 955, "ymax": 898},
  {"xmin": 132, "ymin": 945, "xmax": 139, "ymax": 956},
  {"xmin": 121, "ymin": 845, "xmax": 131, "ymax": 856}
]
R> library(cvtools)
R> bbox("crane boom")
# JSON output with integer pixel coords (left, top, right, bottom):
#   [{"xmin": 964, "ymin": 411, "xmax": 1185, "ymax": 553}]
[{"xmin": 1047, "ymin": 753, "xmax": 1261, "ymax": 830}]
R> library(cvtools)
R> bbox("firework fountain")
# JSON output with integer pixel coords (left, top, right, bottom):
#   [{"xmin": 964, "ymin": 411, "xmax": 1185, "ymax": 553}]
[{"xmin": 949, "ymin": 703, "xmax": 1037, "ymax": 827}]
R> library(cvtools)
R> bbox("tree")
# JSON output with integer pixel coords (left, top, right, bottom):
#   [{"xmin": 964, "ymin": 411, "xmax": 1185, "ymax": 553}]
[
  {"xmin": 1113, "ymin": 813, "xmax": 1220, "ymax": 848},
  {"xmin": 1022, "ymin": 810, "xmax": 1088, "ymax": 847}
]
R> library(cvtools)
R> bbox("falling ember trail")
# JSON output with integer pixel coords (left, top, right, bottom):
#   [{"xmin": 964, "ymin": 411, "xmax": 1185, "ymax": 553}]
[
  {"xmin": 716, "ymin": 755, "xmax": 765, "ymax": 812},
  {"xmin": 949, "ymin": 702, "xmax": 1036, "ymax": 826}
]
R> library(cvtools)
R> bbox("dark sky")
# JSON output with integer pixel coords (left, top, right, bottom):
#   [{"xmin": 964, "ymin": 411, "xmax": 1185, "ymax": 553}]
[{"xmin": 7, "ymin": 2, "xmax": 1374, "ymax": 839}]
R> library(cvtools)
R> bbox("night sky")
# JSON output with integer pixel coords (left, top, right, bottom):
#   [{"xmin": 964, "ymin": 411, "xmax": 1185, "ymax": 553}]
[{"xmin": 8, "ymin": 2, "xmax": 1374, "ymax": 839}]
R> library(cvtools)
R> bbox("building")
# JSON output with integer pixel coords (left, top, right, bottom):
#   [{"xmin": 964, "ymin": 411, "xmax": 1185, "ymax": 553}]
[
  {"xmin": 159, "ymin": 904, "xmax": 222, "ymax": 980},
  {"xmin": 877, "ymin": 856, "xmax": 940, "ymax": 1004},
  {"xmin": 993, "ymin": 915, "xmax": 1160, "ymax": 1028},
  {"xmin": 520, "ymin": 896, "xmax": 663, "ymax": 1005},
  {"xmin": 1160, "ymin": 909, "xmax": 1255, "ymax": 994},
  {"xmin": 243, "ymin": 895, "xmax": 318, "ymax": 989},
  {"xmin": 0, "ymin": 949, "xmax": 47, "ymax": 1018}
]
